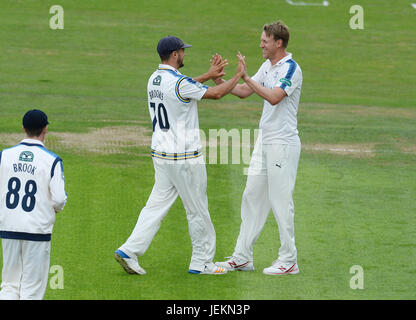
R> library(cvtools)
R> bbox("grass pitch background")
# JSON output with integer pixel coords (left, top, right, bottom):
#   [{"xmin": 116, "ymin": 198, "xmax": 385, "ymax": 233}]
[{"xmin": 0, "ymin": 0, "xmax": 415, "ymax": 299}]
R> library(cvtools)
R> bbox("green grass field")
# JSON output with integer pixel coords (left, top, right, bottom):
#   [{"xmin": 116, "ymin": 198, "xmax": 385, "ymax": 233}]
[{"xmin": 0, "ymin": 0, "xmax": 415, "ymax": 300}]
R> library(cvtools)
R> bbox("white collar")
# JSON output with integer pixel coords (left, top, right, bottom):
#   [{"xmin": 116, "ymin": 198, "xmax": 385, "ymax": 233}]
[
  {"xmin": 269, "ymin": 52, "xmax": 293, "ymax": 67},
  {"xmin": 21, "ymin": 138, "xmax": 45, "ymax": 146},
  {"xmin": 158, "ymin": 64, "xmax": 181, "ymax": 74}
]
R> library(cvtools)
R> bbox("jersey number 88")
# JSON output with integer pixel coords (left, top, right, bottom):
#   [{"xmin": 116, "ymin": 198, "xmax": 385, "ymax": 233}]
[{"xmin": 5, "ymin": 177, "xmax": 37, "ymax": 213}]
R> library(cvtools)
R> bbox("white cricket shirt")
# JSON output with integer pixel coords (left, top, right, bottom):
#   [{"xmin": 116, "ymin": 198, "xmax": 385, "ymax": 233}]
[
  {"xmin": 147, "ymin": 64, "xmax": 208, "ymax": 159},
  {"xmin": 0, "ymin": 139, "xmax": 67, "ymax": 240},
  {"xmin": 252, "ymin": 53, "xmax": 302, "ymax": 145}
]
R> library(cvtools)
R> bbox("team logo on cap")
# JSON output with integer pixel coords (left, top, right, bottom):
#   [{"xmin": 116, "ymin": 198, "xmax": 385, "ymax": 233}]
[
  {"xmin": 19, "ymin": 151, "xmax": 34, "ymax": 162},
  {"xmin": 153, "ymin": 75, "xmax": 162, "ymax": 86}
]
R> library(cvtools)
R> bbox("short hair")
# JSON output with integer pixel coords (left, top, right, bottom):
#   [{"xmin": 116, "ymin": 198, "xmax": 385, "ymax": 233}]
[
  {"xmin": 159, "ymin": 50, "xmax": 174, "ymax": 62},
  {"xmin": 25, "ymin": 127, "xmax": 44, "ymax": 137},
  {"xmin": 263, "ymin": 20, "xmax": 290, "ymax": 48},
  {"xmin": 159, "ymin": 48, "xmax": 183, "ymax": 62}
]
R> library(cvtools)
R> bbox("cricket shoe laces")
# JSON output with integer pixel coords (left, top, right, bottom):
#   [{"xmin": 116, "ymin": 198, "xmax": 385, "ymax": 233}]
[
  {"xmin": 263, "ymin": 259, "xmax": 299, "ymax": 275},
  {"xmin": 215, "ymin": 256, "xmax": 254, "ymax": 271}
]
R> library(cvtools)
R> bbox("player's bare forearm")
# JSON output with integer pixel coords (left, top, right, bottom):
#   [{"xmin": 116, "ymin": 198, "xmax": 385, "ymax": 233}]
[
  {"xmin": 193, "ymin": 69, "xmax": 226, "ymax": 84},
  {"xmin": 202, "ymin": 53, "xmax": 245, "ymax": 99},
  {"xmin": 203, "ymin": 72, "xmax": 242, "ymax": 100},
  {"xmin": 194, "ymin": 55, "xmax": 228, "ymax": 83},
  {"xmin": 193, "ymin": 73, "xmax": 211, "ymax": 84},
  {"xmin": 243, "ymin": 75, "xmax": 287, "ymax": 105},
  {"xmin": 213, "ymin": 78, "xmax": 253, "ymax": 99},
  {"xmin": 219, "ymin": 72, "xmax": 243, "ymax": 97},
  {"xmin": 212, "ymin": 53, "xmax": 253, "ymax": 99}
]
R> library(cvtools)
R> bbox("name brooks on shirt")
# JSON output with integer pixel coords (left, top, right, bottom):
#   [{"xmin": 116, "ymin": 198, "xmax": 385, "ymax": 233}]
[{"xmin": 149, "ymin": 89, "xmax": 164, "ymax": 100}]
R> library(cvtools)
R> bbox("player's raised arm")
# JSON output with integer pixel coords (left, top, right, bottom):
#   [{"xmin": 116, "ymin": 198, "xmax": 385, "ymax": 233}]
[
  {"xmin": 201, "ymin": 54, "xmax": 245, "ymax": 100},
  {"xmin": 193, "ymin": 54, "xmax": 228, "ymax": 84},
  {"xmin": 240, "ymin": 50, "xmax": 287, "ymax": 105},
  {"xmin": 212, "ymin": 53, "xmax": 255, "ymax": 99}
]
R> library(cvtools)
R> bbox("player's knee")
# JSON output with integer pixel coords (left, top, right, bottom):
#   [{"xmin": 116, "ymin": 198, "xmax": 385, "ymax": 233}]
[{"xmin": 242, "ymin": 187, "xmax": 258, "ymax": 201}]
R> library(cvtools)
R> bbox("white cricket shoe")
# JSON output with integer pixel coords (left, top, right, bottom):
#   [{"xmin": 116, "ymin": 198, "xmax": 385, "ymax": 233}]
[
  {"xmin": 215, "ymin": 256, "xmax": 254, "ymax": 271},
  {"xmin": 263, "ymin": 260, "xmax": 299, "ymax": 275},
  {"xmin": 189, "ymin": 262, "xmax": 228, "ymax": 275},
  {"xmin": 114, "ymin": 249, "xmax": 146, "ymax": 275}
]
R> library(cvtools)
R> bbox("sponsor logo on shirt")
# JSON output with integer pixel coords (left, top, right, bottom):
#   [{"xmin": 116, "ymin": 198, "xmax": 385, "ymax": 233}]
[
  {"xmin": 153, "ymin": 75, "xmax": 162, "ymax": 86},
  {"xmin": 279, "ymin": 78, "xmax": 292, "ymax": 87},
  {"xmin": 19, "ymin": 151, "xmax": 34, "ymax": 162}
]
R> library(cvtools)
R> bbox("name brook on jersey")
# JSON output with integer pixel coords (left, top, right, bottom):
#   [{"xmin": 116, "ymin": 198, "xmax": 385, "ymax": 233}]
[{"xmin": 13, "ymin": 163, "xmax": 37, "ymax": 175}]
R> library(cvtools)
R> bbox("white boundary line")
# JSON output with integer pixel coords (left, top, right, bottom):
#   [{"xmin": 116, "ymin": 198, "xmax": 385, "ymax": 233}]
[{"xmin": 286, "ymin": 0, "xmax": 330, "ymax": 6}]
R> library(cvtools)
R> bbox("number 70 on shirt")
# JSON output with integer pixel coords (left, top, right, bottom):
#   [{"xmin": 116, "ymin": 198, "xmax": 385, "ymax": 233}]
[{"xmin": 149, "ymin": 102, "xmax": 170, "ymax": 132}]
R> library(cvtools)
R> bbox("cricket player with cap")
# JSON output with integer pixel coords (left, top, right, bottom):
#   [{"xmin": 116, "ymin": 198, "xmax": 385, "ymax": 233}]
[
  {"xmin": 215, "ymin": 21, "xmax": 303, "ymax": 275},
  {"xmin": 115, "ymin": 36, "xmax": 246, "ymax": 275},
  {"xmin": 0, "ymin": 109, "xmax": 67, "ymax": 299}
]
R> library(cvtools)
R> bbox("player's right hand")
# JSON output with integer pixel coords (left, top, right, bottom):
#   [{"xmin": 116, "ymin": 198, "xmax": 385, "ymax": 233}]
[
  {"xmin": 237, "ymin": 52, "xmax": 247, "ymax": 78},
  {"xmin": 209, "ymin": 53, "xmax": 228, "ymax": 79}
]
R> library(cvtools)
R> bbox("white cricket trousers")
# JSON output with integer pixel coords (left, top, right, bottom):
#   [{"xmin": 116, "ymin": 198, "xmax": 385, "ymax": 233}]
[
  {"xmin": 233, "ymin": 140, "xmax": 301, "ymax": 264},
  {"xmin": 0, "ymin": 239, "xmax": 51, "ymax": 300},
  {"xmin": 120, "ymin": 156, "xmax": 216, "ymax": 272}
]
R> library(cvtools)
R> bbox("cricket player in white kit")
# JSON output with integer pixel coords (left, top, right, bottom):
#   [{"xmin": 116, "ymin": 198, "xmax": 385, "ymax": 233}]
[
  {"xmin": 0, "ymin": 110, "xmax": 67, "ymax": 299},
  {"xmin": 215, "ymin": 21, "xmax": 303, "ymax": 275},
  {"xmin": 115, "ymin": 36, "xmax": 246, "ymax": 275}
]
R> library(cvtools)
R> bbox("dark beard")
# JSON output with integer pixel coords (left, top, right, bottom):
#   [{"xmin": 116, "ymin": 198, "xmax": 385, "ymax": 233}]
[{"xmin": 177, "ymin": 57, "xmax": 184, "ymax": 68}]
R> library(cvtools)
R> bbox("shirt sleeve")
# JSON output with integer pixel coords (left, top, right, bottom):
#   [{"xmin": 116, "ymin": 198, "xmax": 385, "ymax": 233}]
[
  {"xmin": 276, "ymin": 61, "xmax": 302, "ymax": 96},
  {"xmin": 176, "ymin": 76, "xmax": 208, "ymax": 102},
  {"xmin": 49, "ymin": 158, "xmax": 67, "ymax": 213}
]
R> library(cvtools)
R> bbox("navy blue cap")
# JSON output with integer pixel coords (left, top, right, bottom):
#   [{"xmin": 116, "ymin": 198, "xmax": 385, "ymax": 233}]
[
  {"xmin": 157, "ymin": 36, "xmax": 192, "ymax": 56},
  {"xmin": 22, "ymin": 109, "xmax": 49, "ymax": 130}
]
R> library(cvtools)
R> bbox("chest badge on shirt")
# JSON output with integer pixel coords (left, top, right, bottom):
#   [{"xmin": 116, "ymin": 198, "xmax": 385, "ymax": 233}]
[
  {"xmin": 19, "ymin": 151, "xmax": 34, "ymax": 162},
  {"xmin": 273, "ymin": 72, "xmax": 279, "ymax": 80},
  {"xmin": 153, "ymin": 75, "xmax": 162, "ymax": 86}
]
